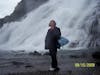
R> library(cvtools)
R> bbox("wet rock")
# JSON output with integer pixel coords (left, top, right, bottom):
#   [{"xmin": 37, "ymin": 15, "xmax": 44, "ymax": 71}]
[
  {"xmin": 11, "ymin": 50, "xmax": 25, "ymax": 53},
  {"xmin": 69, "ymin": 55, "xmax": 80, "ymax": 58},
  {"xmin": 11, "ymin": 61, "xmax": 25, "ymax": 66},
  {"xmin": 29, "ymin": 51, "xmax": 41, "ymax": 56},
  {"xmin": 69, "ymin": 52, "xmax": 87, "ymax": 58},
  {"xmin": 11, "ymin": 50, "xmax": 26, "ymax": 56},
  {"xmin": 24, "ymin": 65, "xmax": 33, "ymax": 68},
  {"xmin": 68, "ymin": 40, "xmax": 79, "ymax": 48},
  {"xmin": 43, "ymin": 52, "xmax": 50, "ymax": 56},
  {"xmin": 92, "ymin": 51, "xmax": 100, "ymax": 59}
]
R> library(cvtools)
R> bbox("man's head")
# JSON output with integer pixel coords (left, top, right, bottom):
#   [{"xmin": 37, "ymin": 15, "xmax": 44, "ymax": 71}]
[{"xmin": 49, "ymin": 20, "xmax": 56, "ymax": 28}]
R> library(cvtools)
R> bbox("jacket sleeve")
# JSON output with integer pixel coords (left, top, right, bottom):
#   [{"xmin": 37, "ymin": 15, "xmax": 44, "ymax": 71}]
[
  {"xmin": 56, "ymin": 28, "xmax": 61, "ymax": 40},
  {"xmin": 56, "ymin": 28, "xmax": 61, "ymax": 49},
  {"xmin": 45, "ymin": 30, "xmax": 49, "ymax": 49}
]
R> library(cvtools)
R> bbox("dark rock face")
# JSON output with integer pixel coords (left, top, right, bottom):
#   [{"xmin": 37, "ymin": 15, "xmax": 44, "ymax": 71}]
[
  {"xmin": 87, "ymin": 0, "xmax": 100, "ymax": 47},
  {"xmin": 0, "ymin": 0, "xmax": 48, "ymax": 27},
  {"xmin": 79, "ymin": 0, "xmax": 100, "ymax": 48},
  {"xmin": 0, "ymin": 19, "xmax": 4, "ymax": 28}
]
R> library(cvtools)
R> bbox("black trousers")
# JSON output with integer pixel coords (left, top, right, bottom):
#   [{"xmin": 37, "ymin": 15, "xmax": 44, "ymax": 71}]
[{"xmin": 49, "ymin": 49, "xmax": 58, "ymax": 68}]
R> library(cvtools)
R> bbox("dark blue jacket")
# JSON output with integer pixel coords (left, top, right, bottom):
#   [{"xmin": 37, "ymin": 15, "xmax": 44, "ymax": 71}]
[{"xmin": 45, "ymin": 27, "xmax": 61, "ymax": 49}]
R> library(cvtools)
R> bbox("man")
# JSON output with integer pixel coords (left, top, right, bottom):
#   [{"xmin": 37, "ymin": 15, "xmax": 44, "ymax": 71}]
[{"xmin": 45, "ymin": 20, "xmax": 61, "ymax": 71}]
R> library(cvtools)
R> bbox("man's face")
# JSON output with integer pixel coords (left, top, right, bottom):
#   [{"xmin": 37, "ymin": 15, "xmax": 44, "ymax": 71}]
[{"xmin": 49, "ymin": 21, "xmax": 55, "ymax": 28}]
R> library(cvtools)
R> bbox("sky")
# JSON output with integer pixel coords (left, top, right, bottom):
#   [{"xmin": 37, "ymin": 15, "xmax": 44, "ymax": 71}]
[{"xmin": 0, "ymin": 0, "xmax": 21, "ymax": 18}]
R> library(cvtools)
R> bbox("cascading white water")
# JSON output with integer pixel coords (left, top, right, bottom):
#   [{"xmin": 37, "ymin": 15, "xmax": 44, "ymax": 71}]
[{"xmin": 0, "ymin": 0, "xmax": 97, "ymax": 51}]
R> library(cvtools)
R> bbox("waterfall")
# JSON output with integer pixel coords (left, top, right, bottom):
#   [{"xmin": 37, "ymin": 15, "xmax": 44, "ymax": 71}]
[{"xmin": 0, "ymin": 0, "xmax": 97, "ymax": 51}]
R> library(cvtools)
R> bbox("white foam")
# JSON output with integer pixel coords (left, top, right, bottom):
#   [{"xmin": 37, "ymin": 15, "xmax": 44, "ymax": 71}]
[{"xmin": 0, "ymin": 0, "xmax": 97, "ymax": 51}]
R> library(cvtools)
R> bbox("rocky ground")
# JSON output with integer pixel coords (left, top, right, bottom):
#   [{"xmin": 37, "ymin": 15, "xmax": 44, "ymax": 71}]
[{"xmin": 0, "ymin": 48, "xmax": 100, "ymax": 75}]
